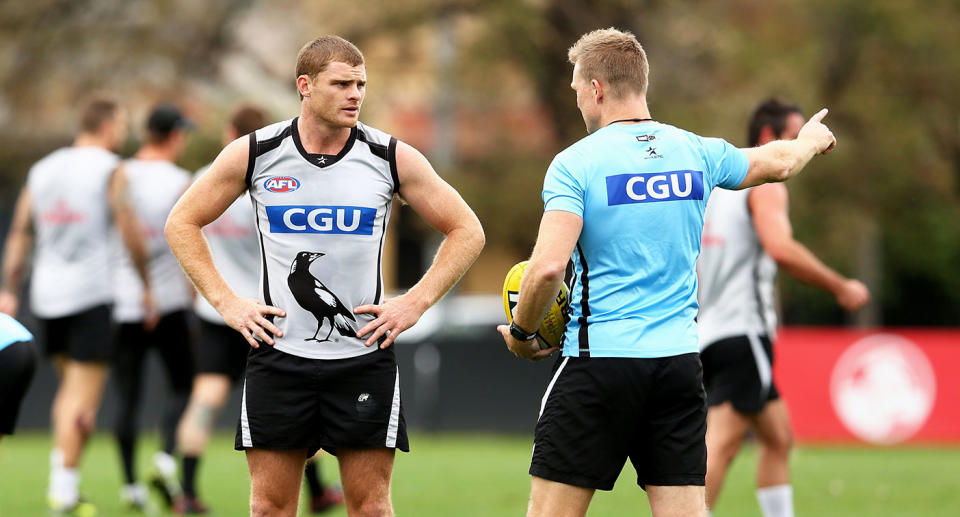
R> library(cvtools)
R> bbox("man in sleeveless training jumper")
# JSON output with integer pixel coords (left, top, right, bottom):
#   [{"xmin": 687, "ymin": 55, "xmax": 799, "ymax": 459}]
[
  {"xmin": 1, "ymin": 97, "xmax": 152, "ymax": 515},
  {"xmin": 698, "ymin": 99, "xmax": 869, "ymax": 517},
  {"xmin": 165, "ymin": 36, "xmax": 484, "ymax": 516}
]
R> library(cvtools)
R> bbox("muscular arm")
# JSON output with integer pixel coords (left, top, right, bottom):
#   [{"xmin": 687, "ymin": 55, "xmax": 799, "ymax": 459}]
[
  {"xmin": 164, "ymin": 136, "xmax": 284, "ymax": 346},
  {"xmin": 737, "ymin": 108, "xmax": 836, "ymax": 189},
  {"xmin": 498, "ymin": 210, "xmax": 582, "ymax": 360},
  {"xmin": 750, "ymin": 183, "xmax": 869, "ymax": 311},
  {"xmin": 0, "ymin": 188, "xmax": 34, "ymax": 315},
  {"xmin": 354, "ymin": 141, "xmax": 485, "ymax": 349}
]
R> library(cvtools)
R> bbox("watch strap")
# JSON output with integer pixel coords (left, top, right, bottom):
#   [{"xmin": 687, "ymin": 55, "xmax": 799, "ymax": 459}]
[{"xmin": 509, "ymin": 321, "xmax": 537, "ymax": 341}]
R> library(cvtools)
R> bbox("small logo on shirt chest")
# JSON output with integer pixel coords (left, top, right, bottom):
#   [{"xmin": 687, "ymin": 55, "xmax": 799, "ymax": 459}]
[
  {"xmin": 644, "ymin": 146, "xmax": 663, "ymax": 159},
  {"xmin": 264, "ymin": 176, "xmax": 301, "ymax": 193}
]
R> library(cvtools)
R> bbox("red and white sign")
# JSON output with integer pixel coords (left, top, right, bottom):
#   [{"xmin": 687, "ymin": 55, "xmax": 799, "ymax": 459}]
[{"xmin": 773, "ymin": 327, "xmax": 960, "ymax": 444}]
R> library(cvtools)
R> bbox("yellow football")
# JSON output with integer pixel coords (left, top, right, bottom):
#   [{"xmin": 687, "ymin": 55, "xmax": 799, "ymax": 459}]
[{"xmin": 502, "ymin": 260, "xmax": 570, "ymax": 350}]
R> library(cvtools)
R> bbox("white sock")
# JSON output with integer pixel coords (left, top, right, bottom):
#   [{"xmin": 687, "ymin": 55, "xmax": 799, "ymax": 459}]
[
  {"xmin": 756, "ymin": 484, "xmax": 793, "ymax": 517},
  {"xmin": 122, "ymin": 483, "xmax": 148, "ymax": 504},
  {"xmin": 49, "ymin": 448, "xmax": 63, "ymax": 469},
  {"xmin": 48, "ymin": 448, "xmax": 63, "ymax": 495},
  {"xmin": 49, "ymin": 466, "xmax": 79, "ymax": 508},
  {"xmin": 153, "ymin": 451, "xmax": 177, "ymax": 478}
]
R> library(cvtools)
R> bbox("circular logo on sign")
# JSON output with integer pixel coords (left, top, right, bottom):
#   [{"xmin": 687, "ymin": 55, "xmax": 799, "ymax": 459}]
[{"xmin": 829, "ymin": 334, "xmax": 936, "ymax": 444}]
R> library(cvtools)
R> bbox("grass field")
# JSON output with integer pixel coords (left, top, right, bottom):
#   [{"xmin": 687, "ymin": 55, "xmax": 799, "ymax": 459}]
[{"xmin": 1, "ymin": 432, "xmax": 959, "ymax": 516}]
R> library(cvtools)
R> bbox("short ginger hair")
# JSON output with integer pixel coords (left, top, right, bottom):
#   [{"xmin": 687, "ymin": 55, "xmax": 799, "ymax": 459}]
[{"xmin": 295, "ymin": 35, "xmax": 364, "ymax": 99}]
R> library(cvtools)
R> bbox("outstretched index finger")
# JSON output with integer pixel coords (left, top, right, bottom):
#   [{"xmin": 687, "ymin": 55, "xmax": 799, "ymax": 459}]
[{"xmin": 809, "ymin": 108, "xmax": 829, "ymax": 124}]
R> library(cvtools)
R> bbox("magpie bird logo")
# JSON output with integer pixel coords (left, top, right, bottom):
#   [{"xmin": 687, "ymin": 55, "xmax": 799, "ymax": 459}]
[{"xmin": 288, "ymin": 251, "xmax": 357, "ymax": 342}]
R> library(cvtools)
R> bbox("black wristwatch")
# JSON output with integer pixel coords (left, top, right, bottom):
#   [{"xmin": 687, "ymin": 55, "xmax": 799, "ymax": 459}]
[{"xmin": 509, "ymin": 321, "xmax": 537, "ymax": 342}]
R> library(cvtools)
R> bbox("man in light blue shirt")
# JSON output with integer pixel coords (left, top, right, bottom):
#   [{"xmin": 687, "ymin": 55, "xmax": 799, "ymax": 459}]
[
  {"xmin": 0, "ymin": 313, "xmax": 36, "ymax": 439},
  {"xmin": 543, "ymin": 120, "xmax": 748, "ymax": 359},
  {"xmin": 498, "ymin": 28, "xmax": 837, "ymax": 517}
]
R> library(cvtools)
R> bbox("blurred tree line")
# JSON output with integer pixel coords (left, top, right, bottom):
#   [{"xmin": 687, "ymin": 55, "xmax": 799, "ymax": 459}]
[{"xmin": 1, "ymin": 0, "xmax": 957, "ymax": 325}]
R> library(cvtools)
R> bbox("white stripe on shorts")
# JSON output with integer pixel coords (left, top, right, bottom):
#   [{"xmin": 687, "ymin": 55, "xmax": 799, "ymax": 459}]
[
  {"xmin": 747, "ymin": 332, "xmax": 772, "ymax": 403},
  {"xmin": 538, "ymin": 357, "xmax": 569, "ymax": 420},
  {"xmin": 385, "ymin": 365, "xmax": 401, "ymax": 448},
  {"xmin": 240, "ymin": 378, "xmax": 252, "ymax": 447}
]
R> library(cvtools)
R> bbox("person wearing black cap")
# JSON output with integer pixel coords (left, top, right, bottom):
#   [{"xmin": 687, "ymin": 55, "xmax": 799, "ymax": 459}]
[{"xmin": 109, "ymin": 103, "xmax": 197, "ymax": 512}]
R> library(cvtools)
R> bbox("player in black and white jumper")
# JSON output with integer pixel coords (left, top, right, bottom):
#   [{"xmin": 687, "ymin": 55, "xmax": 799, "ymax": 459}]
[
  {"xmin": 0, "ymin": 97, "xmax": 152, "ymax": 515},
  {"xmin": 110, "ymin": 104, "xmax": 197, "ymax": 511},
  {"xmin": 698, "ymin": 99, "xmax": 870, "ymax": 517},
  {"xmin": 165, "ymin": 36, "xmax": 484, "ymax": 516}
]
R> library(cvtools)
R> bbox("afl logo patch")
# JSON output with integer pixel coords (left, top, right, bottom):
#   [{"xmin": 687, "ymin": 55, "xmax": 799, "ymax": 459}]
[{"xmin": 264, "ymin": 176, "xmax": 301, "ymax": 193}]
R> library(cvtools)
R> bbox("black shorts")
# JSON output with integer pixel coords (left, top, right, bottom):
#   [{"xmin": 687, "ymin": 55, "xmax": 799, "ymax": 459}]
[
  {"xmin": 530, "ymin": 353, "xmax": 707, "ymax": 491},
  {"xmin": 0, "ymin": 341, "xmax": 37, "ymax": 435},
  {"xmin": 701, "ymin": 334, "xmax": 779, "ymax": 414},
  {"xmin": 194, "ymin": 319, "xmax": 248, "ymax": 381},
  {"xmin": 236, "ymin": 345, "xmax": 408, "ymax": 457},
  {"xmin": 37, "ymin": 304, "xmax": 114, "ymax": 362},
  {"xmin": 113, "ymin": 310, "xmax": 196, "ymax": 393}
]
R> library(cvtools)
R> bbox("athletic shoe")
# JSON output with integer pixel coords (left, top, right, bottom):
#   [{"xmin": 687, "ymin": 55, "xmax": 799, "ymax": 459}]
[
  {"xmin": 172, "ymin": 495, "xmax": 209, "ymax": 515},
  {"xmin": 120, "ymin": 483, "xmax": 157, "ymax": 514},
  {"xmin": 309, "ymin": 486, "xmax": 345, "ymax": 514},
  {"xmin": 48, "ymin": 496, "xmax": 97, "ymax": 516},
  {"xmin": 148, "ymin": 452, "xmax": 182, "ymax": 508}
]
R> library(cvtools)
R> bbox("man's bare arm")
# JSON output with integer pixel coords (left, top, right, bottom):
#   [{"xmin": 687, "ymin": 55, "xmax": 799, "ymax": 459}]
[
  {"xmin": 497, "ymin": 209, "xmax": 582, "ymax": 361},
  {"xmin": 0, "ymin": 187, "xmax": 34, "ymax": 315},
  {"xmin": 354, "ymin": 141, "xmax": 485, "ymax": 349},
  {"xmin": 109, "ymin": 164, "xmax": 162, "ymax": 329},
  {"xmin": 164, "ymin": 136, "xmax": 284, "ymax": 347},
  {"xmin": 109, "ymin": 165, "xmax": 152, "ymax": 291},
  {"xmin": 737, "ymin": 108, "xmax": 837, "ymax": 189},
  {"xmin": 750, "ymin": 183, "xmax": 869, "ymax": 312}
]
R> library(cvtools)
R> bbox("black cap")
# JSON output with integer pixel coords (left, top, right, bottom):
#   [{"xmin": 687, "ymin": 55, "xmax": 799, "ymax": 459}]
[{"xmin": 146, "ymin": 104, "xmax": 193, "ymax": 135}]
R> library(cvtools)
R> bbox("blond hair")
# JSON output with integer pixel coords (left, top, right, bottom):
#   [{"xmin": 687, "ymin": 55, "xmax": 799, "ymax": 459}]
[
  {"xmin": 568, "ymin": 28, "xmax": 649, "ymax": 99},
  {"xmin": 295, "ymin": 35, "xmax": 365, "ymax": 99}
]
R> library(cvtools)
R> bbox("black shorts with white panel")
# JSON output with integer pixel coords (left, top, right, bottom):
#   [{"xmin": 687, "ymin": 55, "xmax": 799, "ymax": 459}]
[
  {"xmin": 530, "ymin": 352, "xmax": 707, "ymax": 491},
  {"xmin": 236, "ymin": 344, "xmax": 408, "ymax": 457},
  {"xmin": 700, "ymin": 334, "xmax": 779, "ymax": 414}
]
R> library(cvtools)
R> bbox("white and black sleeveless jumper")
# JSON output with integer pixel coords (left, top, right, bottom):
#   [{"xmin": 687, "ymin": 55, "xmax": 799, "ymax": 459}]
[
  {"xmin": 246, "ymin": 118, "xmax": 397, "ymax": 360},
  {"xmin": 697, "ymin": 187, "xmax": 778, "ymax": 349},
  {"xmin": 27, "ymin": 146, "xmax": 119, "ymax": 318}
]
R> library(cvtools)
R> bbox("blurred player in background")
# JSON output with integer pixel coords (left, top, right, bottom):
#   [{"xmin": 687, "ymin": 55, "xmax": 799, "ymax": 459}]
[
  {"xmin": 500, "ymin": 29, "xmax": 837, "ymax": 517},
  {"xmin": 174, "ymin": 105, "xmax": 343, "ymax": 514},
  {"xmin": 110, "ymin": 104, "xmax": 197, "ymax": 511},
  {"xmin": 0, "ymin": 313, "xmax": 36, "ymax": 442},
  {"xmin": 166, "ymin": 35, "xmax": 484, "ymax": 516},
  {"xmin": 697, "ymin": 99, "xmax": 870, "ymax": 517},
  {"xmin": 0, "ymin": 97, "xmax": 150, "ymax": 515}
]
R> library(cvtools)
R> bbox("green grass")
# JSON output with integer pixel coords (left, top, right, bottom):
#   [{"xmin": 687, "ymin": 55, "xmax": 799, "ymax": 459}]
[{"xmin": 1, "ymin": 432, "xmax": 959, "ymax": 516}]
